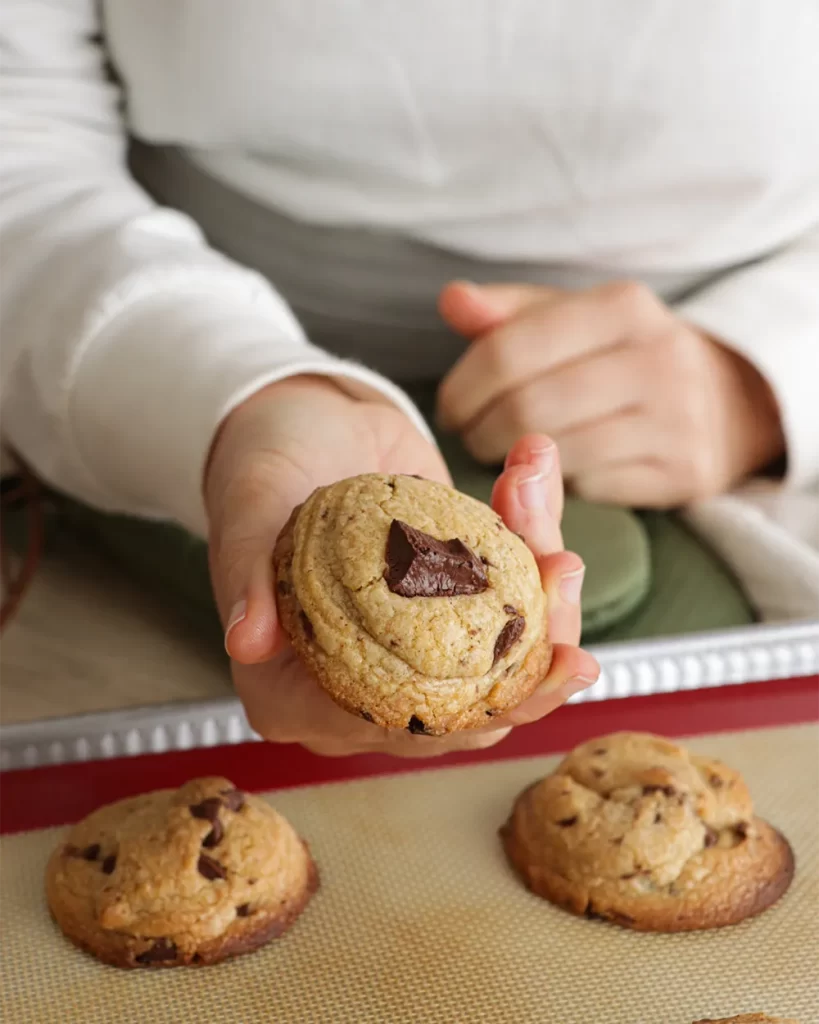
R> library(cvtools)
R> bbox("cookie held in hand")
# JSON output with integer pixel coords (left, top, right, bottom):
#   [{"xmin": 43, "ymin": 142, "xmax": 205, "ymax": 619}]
[
  {"xmin": 46, "ymin": 778, "xmax": 318, "ymax": 968},
  {"xmin": 501, "ymin": 732, "xmax": 794, "ymax": 931},
  {"xmin": 273, "ymin": 473, "xmax": 551, "ymax": 735}
]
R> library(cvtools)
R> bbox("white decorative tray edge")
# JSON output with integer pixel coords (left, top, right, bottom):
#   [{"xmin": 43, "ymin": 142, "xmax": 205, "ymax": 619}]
[{"xmin": 3, "ymin": 621, "xmax": 817, "ymax": 772}]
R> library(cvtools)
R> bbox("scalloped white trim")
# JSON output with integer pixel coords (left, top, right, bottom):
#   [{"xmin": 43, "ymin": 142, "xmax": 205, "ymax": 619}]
[{"xmin": 2, "ymin": 622, "xmax": 817, "ymax": 771}]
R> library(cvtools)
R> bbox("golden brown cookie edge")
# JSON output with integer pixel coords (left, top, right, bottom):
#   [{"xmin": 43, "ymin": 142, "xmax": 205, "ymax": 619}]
[
  {"xmin": 46, "ymin": 836, "xmax": 319, "ymax": 970},
  {"xmin": 273, "ymin": 498, "xmax": 552, "ymax": 735},
  {"xmin": 500, "ymin": 778, "xmax": 795, "ymax": 933}
]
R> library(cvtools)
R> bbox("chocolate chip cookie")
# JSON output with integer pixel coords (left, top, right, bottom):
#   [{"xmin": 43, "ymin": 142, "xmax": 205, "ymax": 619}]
[
  {"xmin": 501, "ymin": 732, "xmax": 794, "ymax": 931},
  {"xmin": 273, "ymin": 473, "xmax": 551, "ymax": 735},
  {"xmin": 46, "ymin": 778, "xmax": 318, "ymax": 968},
  {"xmin": 693, "ymin": 1016, "xmax": 800, "ymax": 1023}
]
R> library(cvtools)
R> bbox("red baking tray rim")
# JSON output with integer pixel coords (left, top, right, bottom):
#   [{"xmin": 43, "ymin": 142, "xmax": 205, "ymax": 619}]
[{"xmin": 2, "ymin": 675, "xmax": 816, "ymax": 836}]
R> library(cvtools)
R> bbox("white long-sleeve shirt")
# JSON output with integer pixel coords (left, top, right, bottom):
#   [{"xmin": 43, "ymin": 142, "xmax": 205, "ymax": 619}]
[{"xmin": 2, "ymin": 1, "xmax": 819, "ymax": 563}]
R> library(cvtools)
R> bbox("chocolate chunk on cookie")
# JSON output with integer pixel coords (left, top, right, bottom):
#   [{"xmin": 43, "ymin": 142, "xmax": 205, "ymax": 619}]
[
  {"xmin": 501, "ymin": 732, "xmax": 794, "ymax": 932},
  {"xmin": 273, "ymin": 473, "xmax": 552, "ymax": 734},
  {"xmin": 46, "ymin": 777, "xmax": 318, "ymax": 968},
  {"xmin": 384, "ymin": 519, "xmax": 488, "ymax": 597}
]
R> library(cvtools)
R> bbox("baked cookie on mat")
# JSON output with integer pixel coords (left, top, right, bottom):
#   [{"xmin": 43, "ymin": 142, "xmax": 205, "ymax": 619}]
[
  {"xmin": 501, "ymin": 732, "xmax": 794, "ymax": 931},
  {"xmin": 46, "ymin": 778, "xmax": 318, "ymax": 968},
  {"xmin": 273, "ymin": 473, "xmax": 551, "ymax": 735},
  {"xmin": 693, "ymin": 1016, "xmax": 800, "ymax": 1023}
]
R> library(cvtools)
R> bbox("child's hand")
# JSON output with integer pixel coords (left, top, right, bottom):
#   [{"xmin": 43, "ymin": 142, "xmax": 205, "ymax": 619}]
[
  {"xmin": 204, "ymin": 376, "xmax": 598, "ymax": 757},
  {"xmin": 437, "ymin": 280, "xmax": 785, "ymax": 507}
]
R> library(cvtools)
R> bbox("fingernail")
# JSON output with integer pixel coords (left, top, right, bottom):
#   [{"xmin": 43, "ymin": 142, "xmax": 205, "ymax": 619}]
[
  {"xmin": 559, "ymin": 566, "xmax": 585, "ymax": 605},
  {"xmin": 564, "ymin": 674, "xmax": 598, "ymax": 695},
  {"xmin": 517, "ymin": 471, "xmax": 547, "ymax": 511},
  {"xmin": 224, "ymin": 599, "xmax": 247, "ymax": 652},
  {"xmin": 530, "ymin": 443, "xmax": 556, "ymax": 478}
]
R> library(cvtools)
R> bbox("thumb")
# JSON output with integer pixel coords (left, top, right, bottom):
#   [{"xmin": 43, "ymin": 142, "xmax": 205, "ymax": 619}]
[
  {"xmin": 438, "ymin": 280, "xmax": 551, "ymax": 338},
  {"xmin": 208, "ymin": 469, "xmax": 300, "ymax": 666}
]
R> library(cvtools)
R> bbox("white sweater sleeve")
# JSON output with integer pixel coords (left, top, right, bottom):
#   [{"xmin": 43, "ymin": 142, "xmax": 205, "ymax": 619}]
[
  {"xmin": 0, "ymin": 0, "xmax": 430, "ymax": 537},
  {"xmin": 676, "ymin": 226, "xmax": 819, "ymax": 489}
]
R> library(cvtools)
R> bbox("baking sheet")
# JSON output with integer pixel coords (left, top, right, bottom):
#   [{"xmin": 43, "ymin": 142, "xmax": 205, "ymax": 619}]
[
  {"xmin": 1, "ymin": 724, "xmax": 816, "ymax": 1024},
  {"xmin": 3, "ymin": 620, "xmax": 817, "ymax": 771}
]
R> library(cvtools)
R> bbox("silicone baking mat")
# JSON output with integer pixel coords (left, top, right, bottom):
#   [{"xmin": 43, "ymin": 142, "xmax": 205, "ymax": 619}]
[{"xmin": 2, "ymin": 723, "xmax": 817, "ymax": 1024}]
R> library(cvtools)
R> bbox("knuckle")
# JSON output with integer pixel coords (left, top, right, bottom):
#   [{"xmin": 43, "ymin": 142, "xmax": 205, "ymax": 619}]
[
  {"xmin": 604, "ymin": 279, "xmax": 661, "ymax": 328},
  {"xmin": 483, "ymin": 334, "xmax": 515, "ymax": 381},
  {"xmin": 678, "ymin": 449, "xmax": 719, "ymax": 500}
]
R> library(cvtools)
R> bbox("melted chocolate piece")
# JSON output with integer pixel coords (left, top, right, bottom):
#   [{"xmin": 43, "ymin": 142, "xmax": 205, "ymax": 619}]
[
  {"xmin": 81, "ymin": 844, "xmax": 100, "ymax": 861},
  {"xmin": 236, "ymin": 903, "xmax": 253, "ymax": 917},
  {"xmin": 703, "ymin": 826, "xmax": 719, "ymax": 848},
  {"xmin": 198, "ymin": 854, "xmax": 227, "ymax": 881},
  {"xmin": 299, "ymin": 611, "xmax": 314, "ymax": 641},
  {"xmin": 407, "ymin": 715, "xmax": 429, "ymax": 735},
  {"xmin": 493, "ymin": 615, "xmax": 525, "ymax": 664},
  {"xmin": 642, "ymin": 784, "xmax": 677, "ymax": 798},
  {"xmin": 384, "ymin": 520, "xmax": 488, "ymax": 598},
  {"xmin": 202, "ymin": 820, "xmax": 224, "ymax": 849},
  {"xmin": 101, "ymin": 855, "xmax": 117, "ymax": 875},
  {"xmin": 556, "ymin": 816, "xmax": 578, "ymax": 828},
  {"xmin": 135, "ymin": 939, "xmax": 178, "ymax": 964},
  {"xmin": 189, "ymin": 798, "xmax": 221, "ymax": 823},
  {"xmin": 221, "ymin": 789, "xmax": 245, "ymax": 812}
]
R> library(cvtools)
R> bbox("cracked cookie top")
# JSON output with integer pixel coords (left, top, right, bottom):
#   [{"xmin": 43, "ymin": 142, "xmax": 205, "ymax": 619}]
[
  {"xmin": 274, "ymin": 474, "xmax": 551, "ymax": 734},
  {"xmin": 501, "ymin": 732, "xmax": 795, "ymax": 931},
  {"xmin": 46, "ymin": 778, "xmax": 317, "ymax": 968}
]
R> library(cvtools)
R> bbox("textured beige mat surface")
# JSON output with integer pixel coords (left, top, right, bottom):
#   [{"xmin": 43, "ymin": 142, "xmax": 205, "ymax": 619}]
[{"xmin": 2, "ymin": 725, "xmax": 817, "ymax": 1024}]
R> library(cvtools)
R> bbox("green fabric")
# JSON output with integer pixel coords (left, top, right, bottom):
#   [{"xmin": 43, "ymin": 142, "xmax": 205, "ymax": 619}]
[
  {"xmin": 4, "ymin": 480, "xmax": 753, "ymax": 649},
  {"xmin": 3, "ymin": 383, "xmax": 754, "ymax": 643}
]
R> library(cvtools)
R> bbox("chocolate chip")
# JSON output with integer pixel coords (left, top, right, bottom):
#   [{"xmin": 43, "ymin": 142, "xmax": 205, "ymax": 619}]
[
  {"xmin": 198, "ymin": 854, "xmax": 227, "ymax": 880},
  {"xmin": 359, "ymin": 709, "xmax": 374, "ymax": 722},
  {"xmin": 733, "ymin": 822, "xmax": 749, "ymax": 841},
  {"xmin": 384, "ymin": 519, "xmax": 488, "ymax": 598},
  {"xmin": 221, "ymin": 789, "xmax": 245, "ymax": 812},
  {"xmin": 654, "ymin": 812, "xmax": 663, "ymax": 824},
  {"xmin": 556, "ymin": 816, "xmax": 578, "ymax": 827},
  {"xmin": 101, "ymin": 855, "xmax": 116, "ymax": 875},
  {"xmin": 299, "ymin": 610, "xmax": 314, "ymax": 640},
  {"xmin": 585, "ymin": 905, "xmax": 606, "ymax": 922},
  {"xmin": 236, "ymin": 903, "xmax": 253, "ymax": 917},
  {"xmin": 320, "ymin": 509, "xmax": 329, "ymax": 520},
  {"xmin": 81, "ymin": 844, "xmax": 100, "ymax": 861},
  {"xmin": 620, "ymin": 872, "xmax": 637, "ymax": 880},
  {"xmin": 703, "ymin": 826, "xmax": 719, "ymax": 848},
  {"xmin": 493, "ymin": 615, "xmax": 525, "ymax": 664},
  {"xmin": 642, "ymin": 784, "xmax": 677, "ymax": 797},
  {"xmin": 485, "ymin": 709, "xmax": 498, "ymax": 716},
  {"xmin": 503, "ymin": 604, "xmax": 518, "ymax": 615},
  {"xmin": 276, "ymin": 580, "xmax": 290, "ymax": 595},
  {"xmin": 407, "ymin": 715, "xmax": 429, "ymax": 735},
  {"xmin": 709, "ymin": 773, "xmax": 724, "ymax": 788},
  {"xmin": 593, "ymin": 748, "xmax": 607, "ymax": 756},
  {"xmin": 202, "ymin": 820, "xmax": 224, "ymax": 849},
  {"xmin": 135, "ymin": 938, "xmax": 178, "ymax": 964},
  {"xmin": 190, "ymin": 798, "xmax": 221, "ymax": 823}
]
